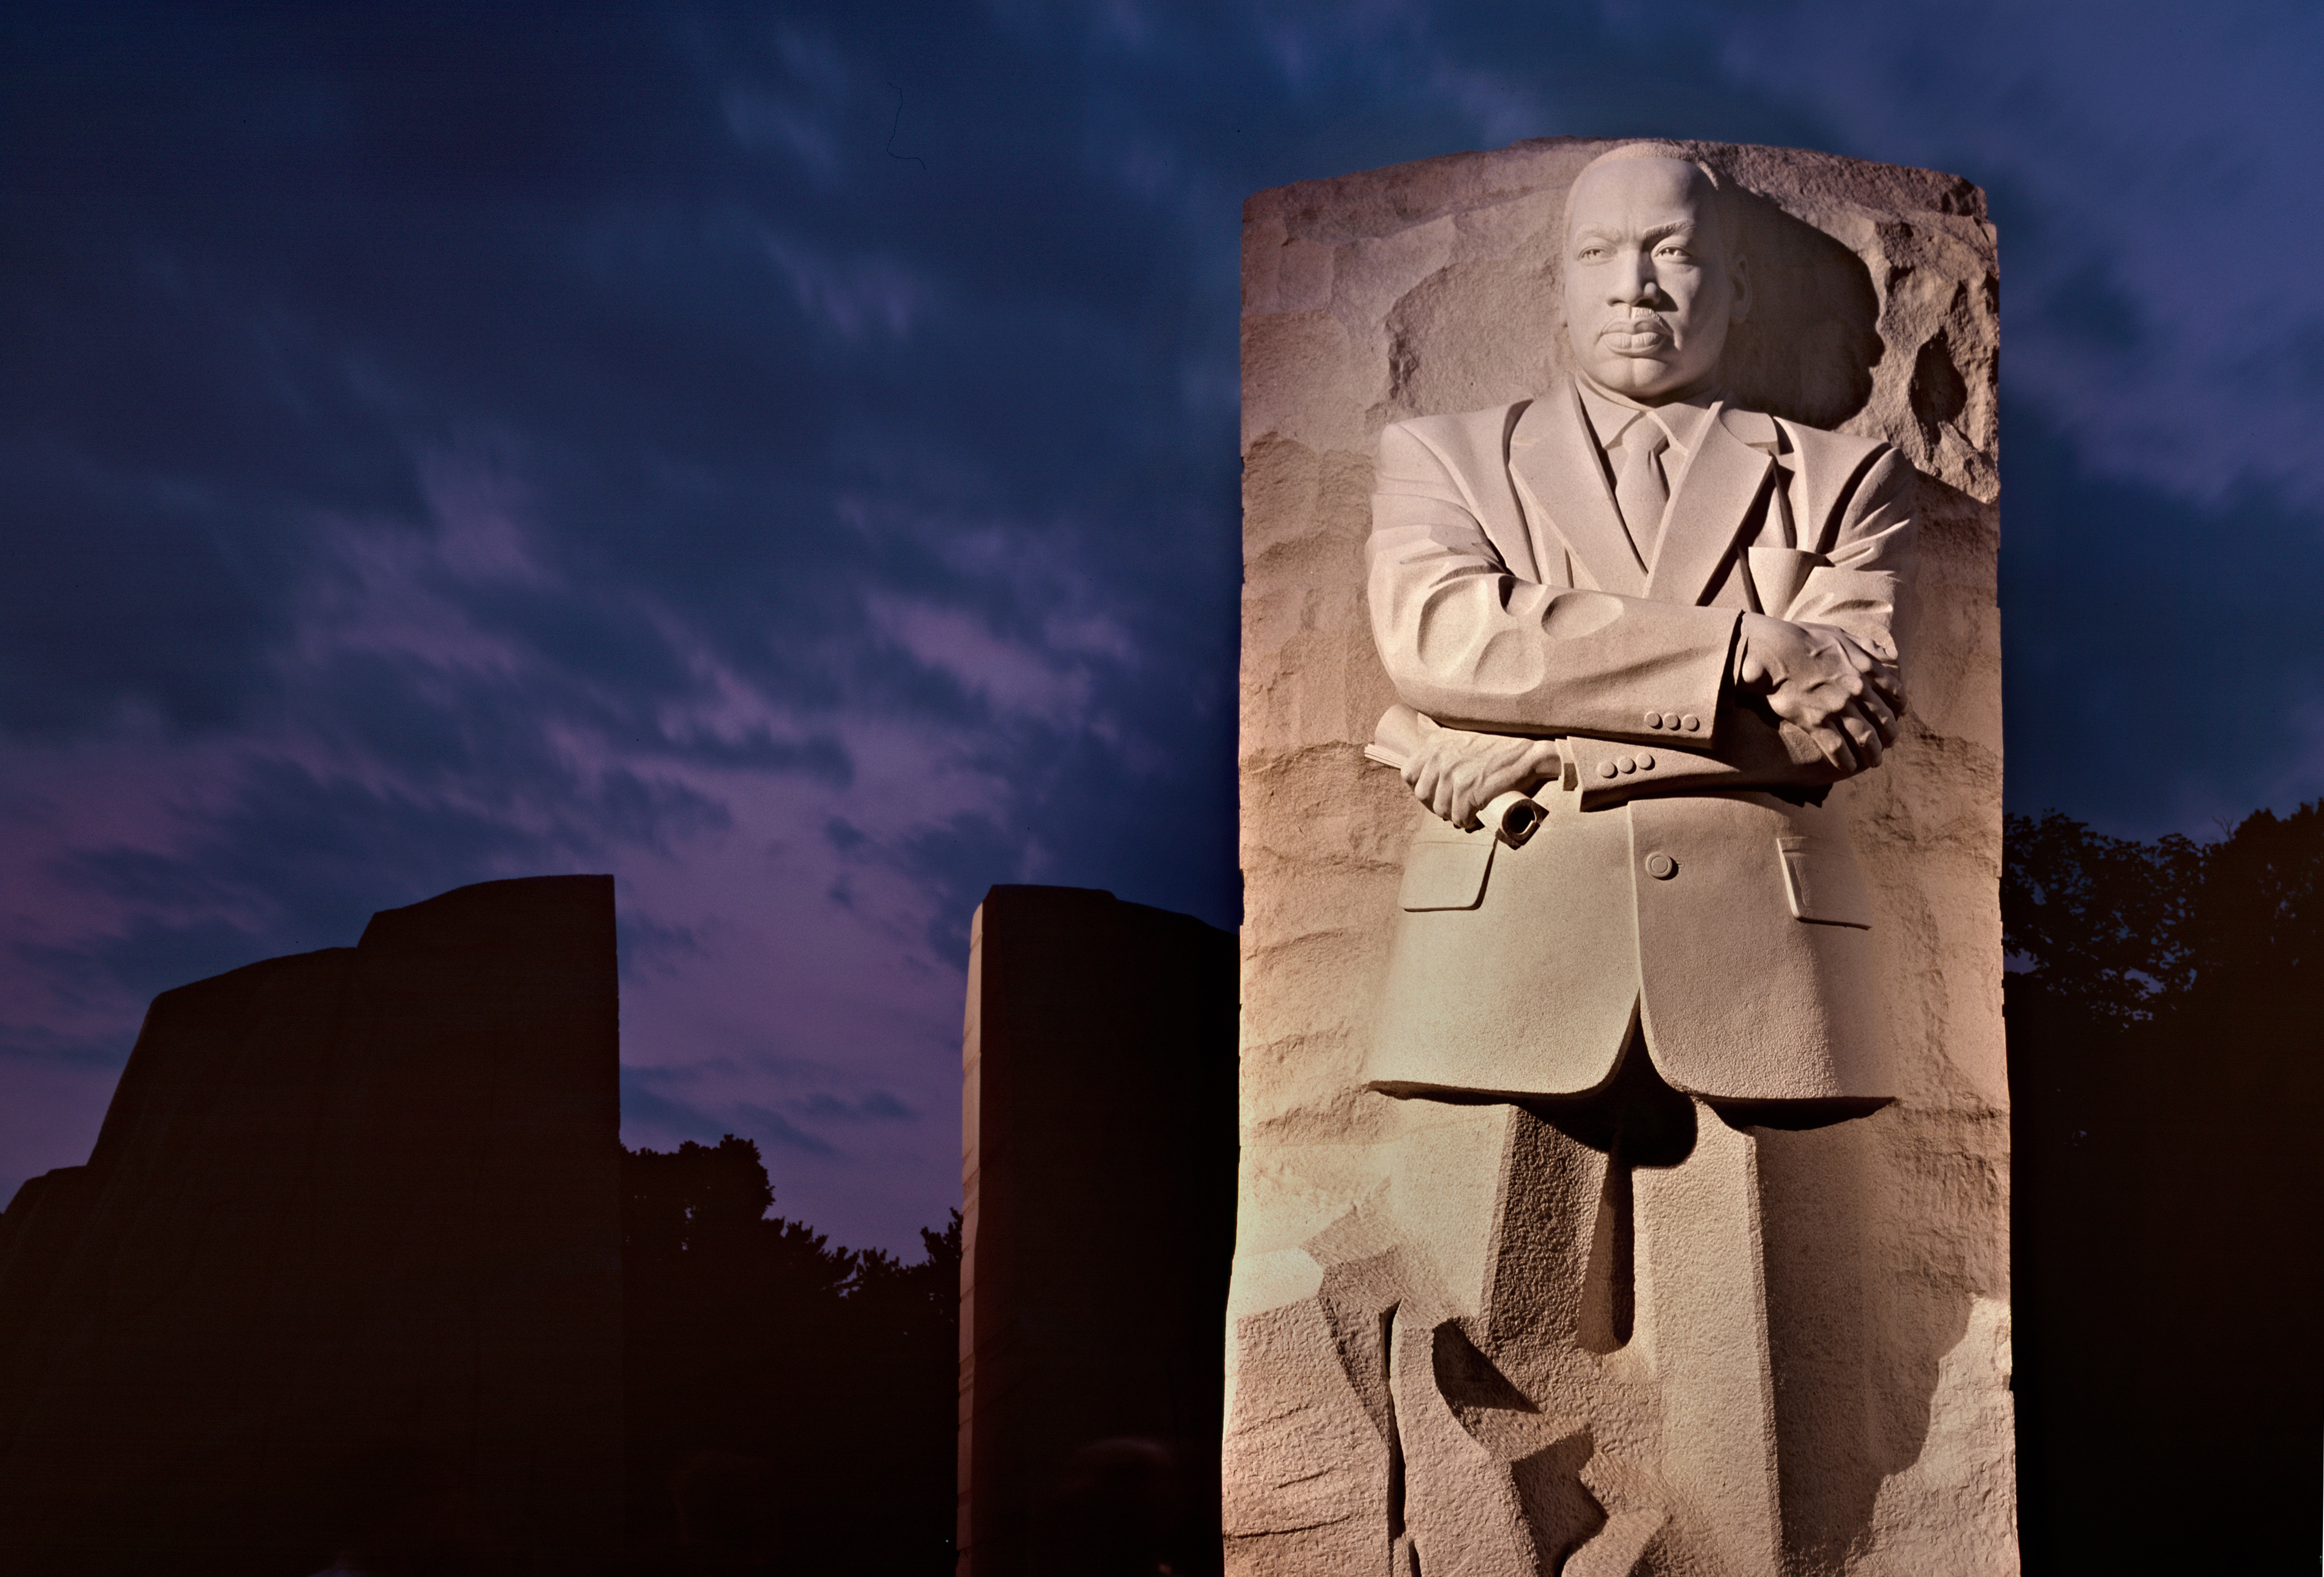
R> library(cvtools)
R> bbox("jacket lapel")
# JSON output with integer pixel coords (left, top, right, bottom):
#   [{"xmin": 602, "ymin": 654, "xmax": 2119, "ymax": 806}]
[
  {"xmin": 1644, "ymin": 402, "xmax": 1775, "ymax": 607},
  {"xmin": 1508, "ymin": 380, "xmax": 1646, "ymax": 596}
]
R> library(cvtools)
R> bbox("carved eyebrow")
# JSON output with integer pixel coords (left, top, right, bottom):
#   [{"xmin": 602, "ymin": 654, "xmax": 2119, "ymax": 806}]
[{"xmin": 1569, "ymin": 220, "xmax": 1701, "ymax": 245}]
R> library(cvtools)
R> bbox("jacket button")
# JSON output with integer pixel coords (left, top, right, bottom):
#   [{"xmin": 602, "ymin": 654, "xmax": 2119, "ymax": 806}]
[
  {"xmin": 1644, "ymin": 852, "xmax": 1677, "ymax": 879},
  {"xmin": 1644, "ymin": 710, "xmax": 1663, "ymax": 728},
  {"xmin": 1637, "ymin": 753, "xmax": 1654, "ymax": 770},
  {"xmin": 1598, "ymin": 760, "xmax": 1619, "ymax": 779},
  {"xmin": 1680, "ymin": 713, "xmax": 1701, "ymax": 732},
  {"xmin": 1618, "ymin": 756, "xmax": 1637, "ymax": 774}
]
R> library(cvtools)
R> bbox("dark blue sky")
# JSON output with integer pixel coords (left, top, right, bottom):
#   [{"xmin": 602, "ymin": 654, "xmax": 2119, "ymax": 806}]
[{"xmin": 5, "ymin": 0, "xmax": 2320, "ymax": 1249}]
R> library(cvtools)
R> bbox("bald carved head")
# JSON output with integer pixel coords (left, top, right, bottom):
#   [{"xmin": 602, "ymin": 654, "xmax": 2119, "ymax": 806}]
[{"xmin": 1561, "ymin": 150, "xmax": 1751, "ymax": 405}]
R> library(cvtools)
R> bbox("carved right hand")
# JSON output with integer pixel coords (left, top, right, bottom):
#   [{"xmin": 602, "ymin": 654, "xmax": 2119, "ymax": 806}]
[
  {"xmin": 1735, "ymin": 613, "xmax": 1905, "ymax": 773},
  {"xmin": 1401, "ymin": 716, "xmax": 1562, "ymax": 829}
]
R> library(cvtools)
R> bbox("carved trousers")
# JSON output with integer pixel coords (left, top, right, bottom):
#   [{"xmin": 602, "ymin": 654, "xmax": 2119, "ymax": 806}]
[{"xmin": 1221, "ymin": 1031, "xmax": 1888, "ymax": 1577}]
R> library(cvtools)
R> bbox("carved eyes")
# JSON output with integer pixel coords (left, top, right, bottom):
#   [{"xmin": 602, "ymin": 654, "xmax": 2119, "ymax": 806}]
[{"xmin": 1571, "ymin": 241, "xmax": 1695, "ymax": 265}]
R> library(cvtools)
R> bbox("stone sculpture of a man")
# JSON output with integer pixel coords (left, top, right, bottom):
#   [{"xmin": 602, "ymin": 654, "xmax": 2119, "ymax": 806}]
[
  {"xmin": 1260, "ymin": 142, "xmax": 1917, "ymax": 1577},
  {"xmin": 1365, "ymin": 145, "xmax": 1910, "ymax": 1104}
]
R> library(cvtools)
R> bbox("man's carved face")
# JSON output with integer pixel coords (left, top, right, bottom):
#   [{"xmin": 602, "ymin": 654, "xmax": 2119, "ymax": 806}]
[{"xmin": 1562, "ymin": 156, "xmax": 1750, "ymax": 404}]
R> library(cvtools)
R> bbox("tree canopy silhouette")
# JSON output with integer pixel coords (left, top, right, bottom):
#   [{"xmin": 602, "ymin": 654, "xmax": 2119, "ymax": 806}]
[
  {"xmin": 2004, "ymin": 801, "xmax": 2322, "ymax": 1573},
  {"xmin": 621, "ymin": 1135, "xmax": 959, "ymax": 1575}
]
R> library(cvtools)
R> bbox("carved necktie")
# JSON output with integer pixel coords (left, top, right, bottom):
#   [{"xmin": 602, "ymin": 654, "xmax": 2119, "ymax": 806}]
[{"xmin": 1613, "ymin": 416, "xmax": 1669, "ymax": 567}]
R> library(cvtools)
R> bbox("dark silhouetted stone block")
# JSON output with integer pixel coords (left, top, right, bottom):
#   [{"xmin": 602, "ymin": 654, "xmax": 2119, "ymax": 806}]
[
  {"xmin": 0, "ymin": 875, "xmax": 621, "ymax": 1576},
  {"xmin": 957, "ymin": 885, "xmax": 1239, "ymax": 1577}
]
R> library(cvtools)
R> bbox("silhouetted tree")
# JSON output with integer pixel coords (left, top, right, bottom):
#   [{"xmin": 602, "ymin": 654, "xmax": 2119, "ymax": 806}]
[
  {"xmin": 621, "ymin": 1136, "xmax": 960, "ymax": 1575},
  {"xmin": 2006, "ymin": 803, "xmax": 2322, "ymax": 1573},
  {"xmin": 2002, "ymin": 809, "xmax": 2201, "ymax": 1021}
]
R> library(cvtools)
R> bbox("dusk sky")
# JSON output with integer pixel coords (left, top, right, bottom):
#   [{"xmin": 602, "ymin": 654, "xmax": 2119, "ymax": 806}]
[{"xmin": 5, "ymin": 1, "xmax": 2321, "ymax": 1251}]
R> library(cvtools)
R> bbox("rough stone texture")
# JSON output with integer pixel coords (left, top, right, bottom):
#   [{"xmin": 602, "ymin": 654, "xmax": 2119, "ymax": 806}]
[
  {"xmin": 1229, "ymin": 139, "xmax": 2008, "ymax": 1574},
  {"xmin": 0, "ymin": 876, "xmax": 622, "ymax": 1576},
  {"xmin": 958, "ymin": 885, "xmax": 1240, "ymax": 1577}
]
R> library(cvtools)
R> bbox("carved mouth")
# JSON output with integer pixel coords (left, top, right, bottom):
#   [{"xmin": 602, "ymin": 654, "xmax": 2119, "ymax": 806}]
[
  {"xmin": 1601, "ymin": 317, "xmax": 1669, "ymax": 338},
  {"xmin": 1600, "ymin": 321, "xmax": 1674, "ymax": 355}
]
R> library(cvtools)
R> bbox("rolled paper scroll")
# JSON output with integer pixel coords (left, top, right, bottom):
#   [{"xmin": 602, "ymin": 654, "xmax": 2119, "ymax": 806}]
[
  {"xmin": 1364, "ymin": 710, "xmax": 1545, "ymax": 848},
  {"xmin": 1477, "ymin": 788, "xmax": 1545, "ymax": 847},
  {"xmin": 1369, "ymin": 701, "xmax": 1432, "ymax": 764}
]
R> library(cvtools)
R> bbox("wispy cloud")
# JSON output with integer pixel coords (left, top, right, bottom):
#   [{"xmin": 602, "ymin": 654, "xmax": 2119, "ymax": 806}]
[
  {"xmin": 759, "ymin": 232, "xmax": 936, "ymax": 341},
  {"xmin": 4, "ymin": 0, "xmax": 2317, "ymax": 1249},
  {"xmin": 1588, "ymin": 0, "xmax": 2324, "ymax": 506}
]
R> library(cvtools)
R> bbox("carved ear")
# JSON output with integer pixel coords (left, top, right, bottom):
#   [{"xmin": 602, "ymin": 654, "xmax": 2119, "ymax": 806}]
[{"xmin": 1728, "ymin": 251, "xmax": 1753, "ymax": 325}]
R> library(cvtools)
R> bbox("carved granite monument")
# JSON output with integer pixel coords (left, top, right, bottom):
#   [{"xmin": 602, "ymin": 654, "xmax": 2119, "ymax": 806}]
[{"xmin": 1228, "ymin": 140, "xmax": 2010, "ymax": 1575}]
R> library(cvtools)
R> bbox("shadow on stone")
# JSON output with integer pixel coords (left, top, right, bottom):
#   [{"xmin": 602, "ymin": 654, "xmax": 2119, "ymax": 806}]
[{"xmin": 1718, "ymin": 184, "xmax": 1886, "ymax": 431}]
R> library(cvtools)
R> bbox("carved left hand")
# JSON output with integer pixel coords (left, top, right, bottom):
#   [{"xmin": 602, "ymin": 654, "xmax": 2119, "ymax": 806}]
[
  {"xmin": 1735, "ymin": 614, "xmax": 1904, "ymax": 772},
  {"xmin": 1401, "ymin": 716, "xmax": 1562, "ymax": 829}
]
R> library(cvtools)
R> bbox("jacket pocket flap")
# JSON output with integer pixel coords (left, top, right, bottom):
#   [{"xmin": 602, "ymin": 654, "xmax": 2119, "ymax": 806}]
[
  {"xmin": 1400, "ymin": 835, "xmax": 1496, "ymax": 911},
  {"xmin": 1779, "ymin": 835, "xmax": 1874, "ymax": 928}
]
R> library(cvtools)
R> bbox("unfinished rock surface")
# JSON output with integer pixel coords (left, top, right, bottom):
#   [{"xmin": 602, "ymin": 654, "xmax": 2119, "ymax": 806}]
[
  {"xmin": 0, "ymin": 876, "xmax": 622, "ymax": 1576},
  {"xmin": 1229, "ymin": 138, "xmax": 2009, "ymax": 1575}
]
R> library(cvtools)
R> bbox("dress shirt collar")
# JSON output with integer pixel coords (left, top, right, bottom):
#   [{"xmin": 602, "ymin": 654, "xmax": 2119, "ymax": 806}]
[{"xmin": 1574, "ymin": 375, "xmax": 1723, "ymax": 457}]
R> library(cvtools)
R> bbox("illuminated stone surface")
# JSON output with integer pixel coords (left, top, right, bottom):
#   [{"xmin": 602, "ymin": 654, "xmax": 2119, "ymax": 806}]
[{"xmin": 1229, "ymin": 138, "xmax": 2009, "ymax": 1575}]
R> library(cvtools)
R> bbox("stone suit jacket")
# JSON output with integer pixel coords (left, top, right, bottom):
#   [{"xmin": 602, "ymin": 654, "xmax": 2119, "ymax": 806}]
[{"xmin": 1361, "ymin": 377, "xmax": 1917, "ymax": 1103}]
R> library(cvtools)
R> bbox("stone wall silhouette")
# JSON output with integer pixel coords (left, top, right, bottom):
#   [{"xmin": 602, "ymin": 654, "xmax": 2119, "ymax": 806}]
[
  {"xmin": 957, "ymin": 885, "xmax": 1239, "ymax": 1577},
  {"xmin": 0, "ymin": 875, "xmax": 621, "ymax": 1576}
]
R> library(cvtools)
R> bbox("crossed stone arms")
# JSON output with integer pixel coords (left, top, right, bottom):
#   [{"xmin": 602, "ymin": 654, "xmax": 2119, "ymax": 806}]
[{"xmin": 1366, "ymin": 440, "xmax": 1917, "ymax": 830}]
